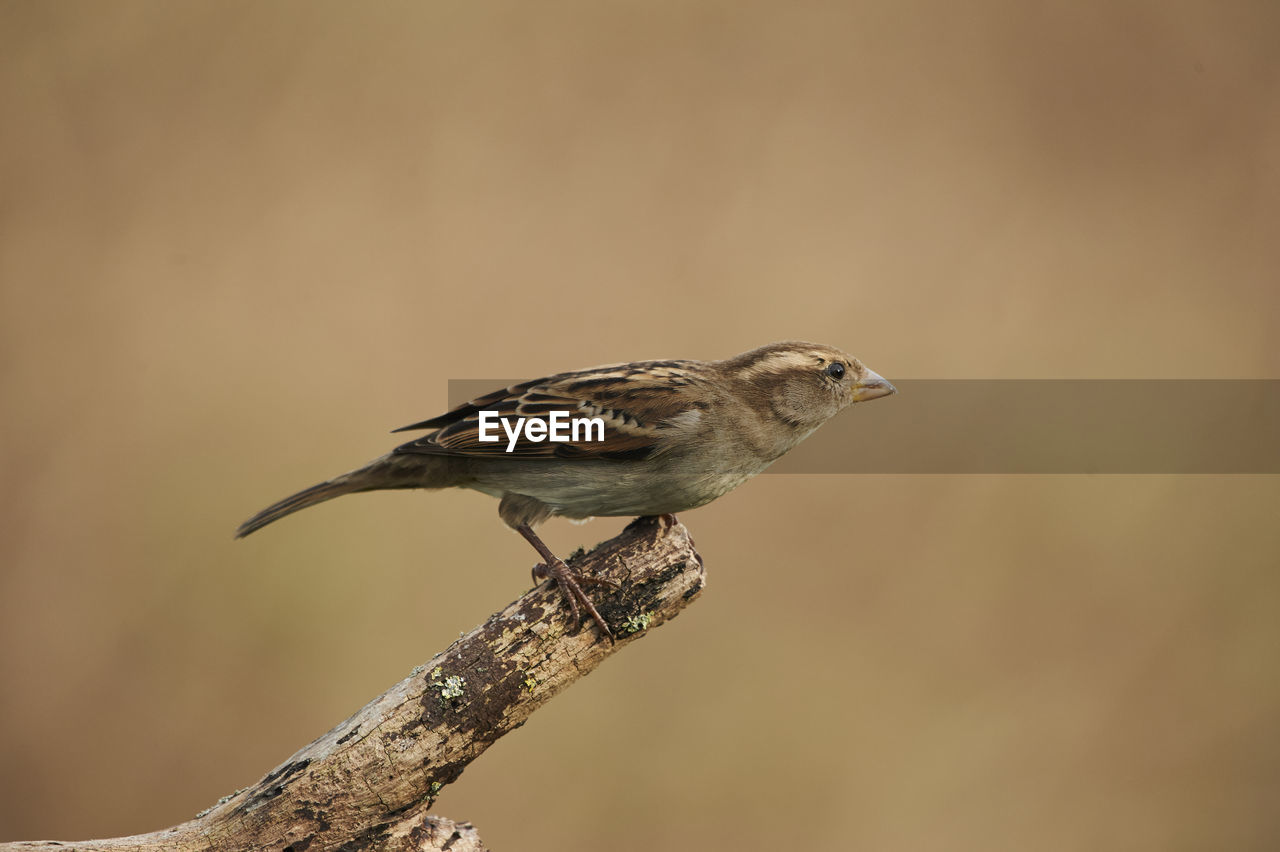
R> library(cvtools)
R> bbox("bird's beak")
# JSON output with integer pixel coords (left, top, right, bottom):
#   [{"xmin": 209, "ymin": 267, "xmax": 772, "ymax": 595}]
[{"xmin": 850, "ymin": 369, "xmax": 897, "ymax": 403}]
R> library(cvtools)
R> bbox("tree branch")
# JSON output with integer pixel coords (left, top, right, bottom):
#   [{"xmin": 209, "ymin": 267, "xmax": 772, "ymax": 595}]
[{"xmin": 2, "ymin": 517, "xmax": 705, "ymax": 852}]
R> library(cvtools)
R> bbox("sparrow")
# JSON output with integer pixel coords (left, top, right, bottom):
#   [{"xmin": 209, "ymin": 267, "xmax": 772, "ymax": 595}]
[{"xmin": 236, "ymin": 341, "xmax": 896, "ymax": 638}]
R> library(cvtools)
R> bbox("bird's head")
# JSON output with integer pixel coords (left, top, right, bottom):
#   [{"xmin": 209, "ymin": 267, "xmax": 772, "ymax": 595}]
[{"xmin": 722, "ymin": 341, "xmax": 897, "ymax": 430}]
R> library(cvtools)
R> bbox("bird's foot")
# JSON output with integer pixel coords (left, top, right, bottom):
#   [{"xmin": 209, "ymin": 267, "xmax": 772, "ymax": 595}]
[{"xmin": 532, "ymin": 558, "xmax": 614, "ymax": 641}]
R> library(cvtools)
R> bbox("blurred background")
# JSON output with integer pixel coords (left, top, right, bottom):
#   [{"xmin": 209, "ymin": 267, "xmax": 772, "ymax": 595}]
[{"xmin": 2, "ymin": 1, "xmax": 1277, "ymax": 849}]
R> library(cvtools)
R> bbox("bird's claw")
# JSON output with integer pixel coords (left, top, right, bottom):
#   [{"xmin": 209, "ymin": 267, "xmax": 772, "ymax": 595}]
[{"xmin": 532, "ymin": 559, "xmax": 614, "ymax": 641}]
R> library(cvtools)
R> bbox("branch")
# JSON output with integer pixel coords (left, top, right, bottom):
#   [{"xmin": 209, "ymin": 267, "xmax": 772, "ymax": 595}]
[{"xmin": 2, "ymin": 517, "xmax": 705, "ymax": 852}]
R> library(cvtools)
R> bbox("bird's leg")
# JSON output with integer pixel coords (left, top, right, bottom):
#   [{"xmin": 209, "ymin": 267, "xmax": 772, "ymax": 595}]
[
  {"xmin": 516, "ymin": 524, "xmax": 613, "ymax": 640},
  {"xmin": 659, "ymin": 513, "xmax": 679, "ymax": 529}
]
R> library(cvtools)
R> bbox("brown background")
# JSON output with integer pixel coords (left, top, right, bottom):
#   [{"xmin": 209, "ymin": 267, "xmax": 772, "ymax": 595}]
[{"xmin": 2, "ymin": 1, "xmax": 1278, "ymax": 849}]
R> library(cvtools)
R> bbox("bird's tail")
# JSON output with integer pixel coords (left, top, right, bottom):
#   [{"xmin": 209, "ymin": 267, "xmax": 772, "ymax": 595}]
[{"xmin": 235, "ymin": 453, "xmax": 448, "ymax": 538}]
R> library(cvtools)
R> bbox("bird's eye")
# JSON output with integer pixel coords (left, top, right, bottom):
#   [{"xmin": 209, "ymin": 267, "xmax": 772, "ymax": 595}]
[{"xmin": 824, "ymin": 362, "xmax": 846, "ymax": 380}]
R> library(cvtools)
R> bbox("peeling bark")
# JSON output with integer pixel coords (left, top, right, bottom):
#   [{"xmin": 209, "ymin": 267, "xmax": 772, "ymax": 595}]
[{"xmin": 1, "ymin": 517, "xmax": 705, "ymax": 852}]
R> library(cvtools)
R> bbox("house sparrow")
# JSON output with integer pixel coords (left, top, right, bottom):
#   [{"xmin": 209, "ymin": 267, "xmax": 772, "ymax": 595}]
[{"xmin": 237, "ymin": 341, "xmax": 896, "ymax": 637}]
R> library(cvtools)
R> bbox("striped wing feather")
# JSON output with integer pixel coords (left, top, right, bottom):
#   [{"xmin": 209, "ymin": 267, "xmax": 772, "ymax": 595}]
[{"xmin": 391, "ymin": 361, "xmax": 704, "ymax": 461}]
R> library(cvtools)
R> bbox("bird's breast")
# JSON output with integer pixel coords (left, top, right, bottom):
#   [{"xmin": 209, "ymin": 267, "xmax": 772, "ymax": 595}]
[{"xmin": 463, "ymin": 457, "xmax": 762, "ymax": 519}]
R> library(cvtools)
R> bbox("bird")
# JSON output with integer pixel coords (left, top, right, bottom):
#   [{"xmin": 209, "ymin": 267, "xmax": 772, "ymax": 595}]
[{"xmin": 236, "ymin": 341, "xmax": 896, "ymax": 638}]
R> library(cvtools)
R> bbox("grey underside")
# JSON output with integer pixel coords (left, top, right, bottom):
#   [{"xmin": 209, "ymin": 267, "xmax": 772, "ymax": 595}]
[{"xmin": 374, "ymin": 450, "xmax": 765, "ymax": 520}]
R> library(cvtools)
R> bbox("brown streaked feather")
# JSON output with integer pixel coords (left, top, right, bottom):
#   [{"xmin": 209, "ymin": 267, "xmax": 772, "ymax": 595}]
[{"xmin": 390, "ymin": 360, "xmax": 710, "ymax": 461}]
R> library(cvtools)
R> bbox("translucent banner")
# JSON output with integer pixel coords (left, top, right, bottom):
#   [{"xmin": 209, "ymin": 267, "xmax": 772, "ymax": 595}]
[{"xmin": 443, "ymin": 380, "xmax": 1280, "ymax": 474}]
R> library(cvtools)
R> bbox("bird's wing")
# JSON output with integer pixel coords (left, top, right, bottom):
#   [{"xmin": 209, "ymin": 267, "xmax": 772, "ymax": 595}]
[{"xmin": 390, "ymin": 360, "xmax": 708, "ymax": 461}]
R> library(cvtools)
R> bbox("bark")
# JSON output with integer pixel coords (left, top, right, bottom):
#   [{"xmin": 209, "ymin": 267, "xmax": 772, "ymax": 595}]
[{"xmin": 2, "ymin": 517, "xmax": 704, "ymax": 852}]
